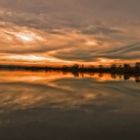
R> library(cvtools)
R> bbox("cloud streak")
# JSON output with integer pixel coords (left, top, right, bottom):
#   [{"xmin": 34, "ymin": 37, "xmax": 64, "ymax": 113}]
[{"xmin": 0, "ymin": 0, "xmax": 139, "ymax": 65}]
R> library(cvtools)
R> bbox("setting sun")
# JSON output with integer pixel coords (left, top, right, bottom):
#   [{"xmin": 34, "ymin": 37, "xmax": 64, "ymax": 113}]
[
  {"xmin": 16, "ymin": 33, "xmax": 34, "ymax": 42},
  {"xmin": 15, "ymin": 31, "xmax": 43, "ymax": 43}
]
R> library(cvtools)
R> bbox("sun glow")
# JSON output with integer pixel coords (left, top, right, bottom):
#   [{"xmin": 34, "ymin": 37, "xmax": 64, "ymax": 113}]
[
  {"xmin": 85, "ymin": 40, "xmax": 98, "ymax": 46},
  {"xmin": 4, "ymin": 54, "xmax": 69, "ymax": 64},
  {"xmin": 16, "ymin": 33, "xmax": 36, "ymax": 43},
  {"xmin": 15, "ymin": 31, "xmax": 43, "ymax": 43},
  {"xmin": 18, "ymin": 34, "xmax": 33, "ymax": 42},
  {"xmin": 6, "ymin": 55, "xmax": 46, "ymax": 61},
  {"xmin": 98, "ymin": 58, "xmax": 116, "ymax": 65}
]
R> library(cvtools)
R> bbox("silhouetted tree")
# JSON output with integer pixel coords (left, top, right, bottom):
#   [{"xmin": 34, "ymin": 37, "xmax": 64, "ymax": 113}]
[
  {"xmin": 111, "ymin": 64, "xmax": 117, "ymax": 72},
  {"xmin": 72, "ymin": 64, "xmax": 79, "ymax": 69},
  {"xmin": 135, "ymin": 62, "xmax": 140, "ymax": 71},
  {"xmin": 111, "ymin": 64, "xmax": 117, "ymax": 69},
  {"xmin": 123, "ymin": 64, "xmax": 131, "ymax": 73},
  {"xmin": 124, "ymin": 64, "xmax": 130, "ymax": 69}
]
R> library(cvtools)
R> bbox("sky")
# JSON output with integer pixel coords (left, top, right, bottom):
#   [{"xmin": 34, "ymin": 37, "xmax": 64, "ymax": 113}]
[{"xmin": 0, "ymin": 0, "xmax": 140, "ymax": 66}]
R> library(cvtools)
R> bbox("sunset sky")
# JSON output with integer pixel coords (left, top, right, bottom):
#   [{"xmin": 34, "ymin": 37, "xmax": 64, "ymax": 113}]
[{"xmin": 0, "ymin": 0, "xmax": 140, "ymax": 66}]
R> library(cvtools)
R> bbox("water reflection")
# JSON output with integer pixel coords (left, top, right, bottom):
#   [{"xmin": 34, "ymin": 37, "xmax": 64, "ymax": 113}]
[
  {"xmin": 0, "ymin": 71, "xmax": 140, "ymax": 140},
  {"xmin": 0, "ymin": 70, "xmax": 139, "ymax": 83},
  {"xmin": 68, "ymin": 71, "xmax": 140, "ymax": 83},
  {"xmin": 0, "ymin": 70, "xmax": 139, "ymax": 110}
]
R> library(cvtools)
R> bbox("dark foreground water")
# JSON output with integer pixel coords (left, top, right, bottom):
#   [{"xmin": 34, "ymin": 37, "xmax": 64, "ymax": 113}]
[{"xmin": 0, "ymin": 71, "xmax": 140, "ymax": 140}]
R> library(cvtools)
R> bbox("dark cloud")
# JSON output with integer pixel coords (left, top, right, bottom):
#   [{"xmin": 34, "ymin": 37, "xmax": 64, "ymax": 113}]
[{"xmin": 1, "ymin": 0, "xmax": 140, "ymax": 28}]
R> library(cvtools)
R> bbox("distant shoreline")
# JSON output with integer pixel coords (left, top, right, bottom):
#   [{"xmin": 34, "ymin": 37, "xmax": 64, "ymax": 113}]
[
  {"xmin": 0, "ymin": 64, "xmax": 140, "ymax": 75},
  {"xmin": 0, "ymin": 64, "xmax": 140, "ymax": 82}
]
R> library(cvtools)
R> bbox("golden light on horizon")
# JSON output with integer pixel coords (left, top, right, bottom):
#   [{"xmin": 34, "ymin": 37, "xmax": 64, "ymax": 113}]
[
  {"xmin": 85, "ymin": 40, "xmax": 98, "ymax": 46},
  {"xmin": 6, "ymin": 55, "xmax": 59, "ymax": 62},
  {"xmin": 97, "ymin": 58, "xmax": 116, "ymax": 65}
]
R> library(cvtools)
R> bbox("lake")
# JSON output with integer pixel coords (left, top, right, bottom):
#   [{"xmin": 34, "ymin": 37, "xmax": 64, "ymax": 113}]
[{"xmin": 0, "ymin": 70, "xmax": 140, "ymax": 140}]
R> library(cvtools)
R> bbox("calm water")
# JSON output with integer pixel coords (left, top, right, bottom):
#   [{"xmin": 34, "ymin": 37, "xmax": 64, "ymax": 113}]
[{"xmin": 0, "ymin": 71, "xmax": 140, "ymax": 140}]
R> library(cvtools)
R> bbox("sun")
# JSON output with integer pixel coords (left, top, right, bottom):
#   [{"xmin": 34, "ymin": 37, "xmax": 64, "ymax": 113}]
[
  {"xmin": 16, "ymin": 32, "xmax": 38, "ymax": 43},
  {"xmin": 18, "ymin": 34, "xmax": 33, "ymax": 42}
]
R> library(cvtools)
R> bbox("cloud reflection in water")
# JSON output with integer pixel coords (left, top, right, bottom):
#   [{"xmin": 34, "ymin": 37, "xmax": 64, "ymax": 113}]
[{"xmin": 0, "ymin": 71, "xmax": 139, "ymax": 113}]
